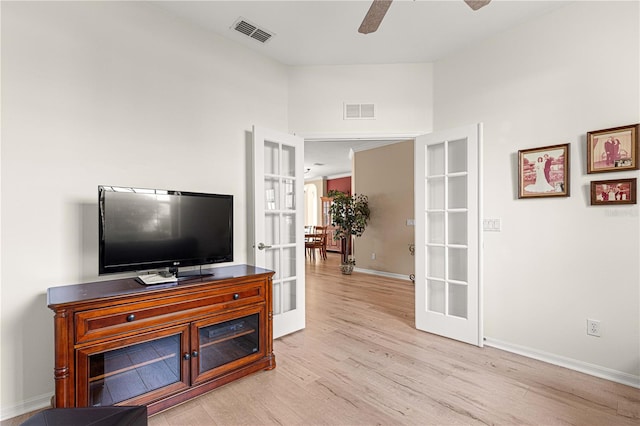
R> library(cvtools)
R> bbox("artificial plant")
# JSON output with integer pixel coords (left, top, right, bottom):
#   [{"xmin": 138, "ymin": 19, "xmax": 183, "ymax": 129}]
[{"xmin": 327, "ymin": 190, "xmax": 371, "ymax": 265}]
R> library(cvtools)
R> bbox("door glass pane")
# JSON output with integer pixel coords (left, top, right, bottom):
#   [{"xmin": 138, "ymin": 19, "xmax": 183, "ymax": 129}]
[
  {"xmin": 427, "ymin": 143, "xmax": 445, "ymax": 176},
  {"xmin": 282, "ymin": 279, "xmax": 297, "ymax": 313},
  {"xmin": 281, "ymin": 247, "xmax": 296, "ymax": 279},
  {"xmin": 265, "ymin": 248, "xmax": 280, "ymax": 280},
  {"xmin": 427, "ymin": 212, "xmax": 444, "ymax": 244},
  {"xmin": 448, "ymin": 176, "xmax": 467, "ymax": 209},
  {"xmin": 198, "ymin": 314, "xmax": 260, "ymax": 373},
  {"xmin": 265, "ymin": 213, "xmax": 279, "ymax": 245},
  {"xmin": 264, "ymin": 141, "xmax": 279, "ymax": 175},
  {"xmin": 282, "ymin": 145, "xmax": 295, "ymax": 177},
  {"xmin": 448, "ymin": 139, "xmax": 467, "ymax": 174},
  {"xmin": 265, "ymin": 177, "xmax": 279, "ymax": 210},
  {"xmin": 88, "ymin": 335, "xmax": 180, "ymax": 406},
  {"xmin": 427, "ymin": 280, "xmax": 445, "ymax": 314},
  {"xmin": 448, "ymin": 211, "xmax": 467, "ymax": 245},
  {"xmin": 427, "ymin": 177, "xmax": 445, "ymax": 210},
  {"xmin": 427, "ymin": 246, "xmax": 445, "ymax": 279},
  {"xmin": 283, "ymin": 213, "xmax": 296, "ymax": 244},
  {"xmin": 448, "ymin": 247, "xmax": 468, "ymax": 282},
  {"xmin": 448, "ymin": 284, "xmax": 468, "ymax": 319},
  {"xmin": 283, "ymin": 179, "xmax": 295, "ymax": 210}
]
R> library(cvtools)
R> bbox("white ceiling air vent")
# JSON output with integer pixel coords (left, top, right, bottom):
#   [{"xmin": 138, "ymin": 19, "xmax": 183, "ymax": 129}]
[
  {"xmin": 344, "ymin": 103, "xmax": 375, "ymax": 120},
  {"xmin": 232, "ymin": 18, "xmax": 274, "ymax": 44}
]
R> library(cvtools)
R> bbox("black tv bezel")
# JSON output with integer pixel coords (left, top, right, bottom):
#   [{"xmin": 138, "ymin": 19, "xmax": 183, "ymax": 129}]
[{"xmin": 98, "ymin": 185, "xmax": 234, "ymax": 275}]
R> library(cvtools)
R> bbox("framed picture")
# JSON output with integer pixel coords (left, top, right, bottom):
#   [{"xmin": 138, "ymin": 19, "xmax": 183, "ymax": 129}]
[
  {"xmin": 587, "ymin": 123, "xmax": 639, "ymax": 173},
  {"xmin": 590, "ymin": 178, "xmax": 637, "ymax": 205},
  {"xmin": 518, "ymin": 143, "xmax": 570, "ymax": 198}
]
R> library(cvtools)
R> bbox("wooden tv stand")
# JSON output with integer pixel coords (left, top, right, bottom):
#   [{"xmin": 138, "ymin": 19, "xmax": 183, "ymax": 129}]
[{"xmin": 47, "ymin": 265, "xmax": 275, "ymax": 415}]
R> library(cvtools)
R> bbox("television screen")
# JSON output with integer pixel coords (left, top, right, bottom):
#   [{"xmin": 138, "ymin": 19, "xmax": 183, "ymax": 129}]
[{"xmin": 99, "ymin": 186, "xmax": 233, "ymax": 275}]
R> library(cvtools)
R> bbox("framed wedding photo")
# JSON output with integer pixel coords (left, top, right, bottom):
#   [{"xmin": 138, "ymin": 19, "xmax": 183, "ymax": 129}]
[
  {"xmin": 518, "ymin": 143, "xmax": 570, "ymax": 199},
  {"xmin": 590, "ymin": 178, "xmax": 637, "ymax": 205},
  {"xmin": 587, "ymin": 123, "xmax": 639, "ymax": 173}
]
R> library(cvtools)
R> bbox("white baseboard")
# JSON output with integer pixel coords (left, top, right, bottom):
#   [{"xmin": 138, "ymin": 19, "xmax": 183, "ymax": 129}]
[
  {"xmin": 1, "ymin": 392, "xmax": 52, "ymax": 421},
  {"xmin": 485, "ymin": 337, "xmax": 640, "ymax": 389},
  {"xmin": 353, "ymin": 267, "xmax": 413, "ymax": 282}
]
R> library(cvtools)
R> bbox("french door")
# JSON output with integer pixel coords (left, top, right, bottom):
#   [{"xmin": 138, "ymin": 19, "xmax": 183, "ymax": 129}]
[
  {"xmin": 414, "ymin": 124, "xmax": 483, "ymax": 346},
  {"xmin": 252, "ymin": 126, "xmax": 306, "ymax": 339}
]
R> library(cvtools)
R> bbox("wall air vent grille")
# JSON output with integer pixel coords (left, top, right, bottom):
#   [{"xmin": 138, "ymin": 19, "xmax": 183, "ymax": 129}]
[
  {"xmin": 232, "ymin": 18, "xmax": 275, "ymax": 44},
  {"xmin": 344, "ymin": 103, "xmax": 376, "ymax": 120},
  {"xmin": 251, "ymin": 29, "xmax": 272, "ymax": 43},
  {"xmin": 235, "ymin": 20, "xmax": 256, "ymax": 37}
]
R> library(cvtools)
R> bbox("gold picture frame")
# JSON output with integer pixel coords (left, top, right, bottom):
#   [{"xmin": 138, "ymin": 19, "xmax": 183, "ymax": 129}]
[
  {"xmin": 587, "ymin": 124, "xmax": 639, "ymax": 173},
  {"xmin": 590, "ymin": 178, "xmax": 637, "ymax": 205},
  {"xmin": 518, "ymin": 143, "xmax": 570, "ymax": 198}
]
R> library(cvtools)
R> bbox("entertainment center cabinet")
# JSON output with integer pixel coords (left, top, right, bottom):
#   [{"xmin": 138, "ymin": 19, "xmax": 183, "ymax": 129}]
[{"xmin": 47, "ymin": 264, "xmax": 275, "ymax": 415}]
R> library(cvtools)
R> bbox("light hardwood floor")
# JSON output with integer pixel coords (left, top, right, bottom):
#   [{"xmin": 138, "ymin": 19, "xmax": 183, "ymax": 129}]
[
  {"xmin": 152, "ymin": 253, "xmax": 640, "ymax": 425},
  {"xmin": 5, "ymin": 253, "xmax": 639, "ymax": 425}
]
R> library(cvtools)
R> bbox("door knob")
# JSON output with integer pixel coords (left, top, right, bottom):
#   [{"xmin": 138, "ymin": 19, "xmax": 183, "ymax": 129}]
[{"xmin": 257, "ymin": 242, "xmax": 272, "ymax": 250}]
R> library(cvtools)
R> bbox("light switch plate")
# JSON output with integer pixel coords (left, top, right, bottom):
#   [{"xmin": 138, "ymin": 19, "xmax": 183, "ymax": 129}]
[{"xmin": 483, "ymin": 219, "xmax": 502, "ymax": 232}]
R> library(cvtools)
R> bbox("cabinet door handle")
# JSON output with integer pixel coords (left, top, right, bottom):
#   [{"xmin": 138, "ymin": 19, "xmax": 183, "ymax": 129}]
[
  {"xmin": 233, "ymin": 293, "xmax": 240, "ymax": 300},
  {"xmin": 192, "ymin": 351, "xmax": 199, "ymax": 358},
  {"xmin": 183, "ymin": 353, "xmax": 191, "ymax": 361},
  {"xmin": 126, "ymin": 314, "xmax": 135, "ymax": 322}
]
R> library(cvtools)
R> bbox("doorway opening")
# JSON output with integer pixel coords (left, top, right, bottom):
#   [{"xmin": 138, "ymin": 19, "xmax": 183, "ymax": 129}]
[{"xmin": 301, "ymin": 126, "xmax": 483, "ymax": 348}]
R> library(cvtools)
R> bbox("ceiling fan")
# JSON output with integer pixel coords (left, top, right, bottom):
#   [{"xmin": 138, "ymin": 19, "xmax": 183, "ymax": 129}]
[{"xmin": 358, "ymin": 0, "xmax": 491, "ymax": 34}]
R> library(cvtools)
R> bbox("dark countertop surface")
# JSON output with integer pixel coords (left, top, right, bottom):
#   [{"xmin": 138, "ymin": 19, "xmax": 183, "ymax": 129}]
[{"xmin": 47, "ymin": 264, "xmax": 273, "ymax": 307}]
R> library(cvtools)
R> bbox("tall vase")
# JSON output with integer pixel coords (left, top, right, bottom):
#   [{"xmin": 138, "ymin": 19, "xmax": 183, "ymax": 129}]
[{"xmin": 339, "ymin": 236, "xmax": 354, "ymax": 275}]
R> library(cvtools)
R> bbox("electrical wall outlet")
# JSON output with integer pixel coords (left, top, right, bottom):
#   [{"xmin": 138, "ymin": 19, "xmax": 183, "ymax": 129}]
[
  {"xmin": 587, "ymin": 319, "xmax": 601, "ymax": 337},
  {"xmin": 371, "ymin": 253, "xmax": 376, "ymax": 260}
]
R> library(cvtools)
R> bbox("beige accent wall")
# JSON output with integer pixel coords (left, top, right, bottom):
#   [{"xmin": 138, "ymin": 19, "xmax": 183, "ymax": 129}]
[{"xmin": 353, "ymin": 141, "xmax": 414, "ymax": 277}]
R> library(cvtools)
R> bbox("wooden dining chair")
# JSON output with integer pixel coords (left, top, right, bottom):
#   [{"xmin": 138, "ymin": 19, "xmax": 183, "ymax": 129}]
[
  {"xmin": 305, "ymin": 226, "xmax": 324, "ymax": 261},
  {"xmin": 314, "ymin": 226, "xmax": 328, "ymax": 260}
]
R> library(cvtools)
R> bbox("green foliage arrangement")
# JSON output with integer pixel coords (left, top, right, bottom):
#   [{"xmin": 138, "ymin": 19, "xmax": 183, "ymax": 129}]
[{"xmin": 327, "ymin": 190, "xmax": 371, "ymax": 265}]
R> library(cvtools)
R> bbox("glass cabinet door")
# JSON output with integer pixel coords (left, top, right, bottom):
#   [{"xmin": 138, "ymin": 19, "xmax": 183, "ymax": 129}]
[
  {"xmin": 191, "ymin": 308, "xmax": 264, "ymax": 385},
  {"xmin": 76, "ymin": 325, "xmax": 190, "ymax": 407}
]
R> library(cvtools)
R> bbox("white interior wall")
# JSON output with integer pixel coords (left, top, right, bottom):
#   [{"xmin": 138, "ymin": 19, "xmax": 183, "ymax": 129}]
[
  {"xmin": 0, "ymin": 2, "xmax": 288, "ymax": 418},
  {"xmin": 288, "ymin": 63, "xmax": 433, "ymax": 136},
  {"xmin": 434, "ymin": 1, "xmax": 639, "ymax": 382},
  {"xmin": 2, "ymin": 0, "xmax": 639, "ymax": 420}
]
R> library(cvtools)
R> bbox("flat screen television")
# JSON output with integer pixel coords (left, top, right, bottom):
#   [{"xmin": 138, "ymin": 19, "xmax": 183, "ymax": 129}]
[{"xmin": 99, "ymin": 185, "xmax": 233, "ymax": 276}]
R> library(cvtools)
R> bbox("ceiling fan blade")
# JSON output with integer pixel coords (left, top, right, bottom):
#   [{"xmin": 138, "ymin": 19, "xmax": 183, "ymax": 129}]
[
  {"xmin": 358, "ymin": 0, "xmax": 393, "ymax": 34},
  {"xmin": 464, "ymin": 0, "xmax": 491, "ymax": 11}
]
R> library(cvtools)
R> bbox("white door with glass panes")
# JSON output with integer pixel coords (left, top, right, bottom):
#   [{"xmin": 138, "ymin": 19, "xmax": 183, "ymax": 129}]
[
  {"xmin": 414, "ymin": 124, "xmax": 482, "ymax": 346},
  {"xmin": 252, "ymin": 126, "xmax": 305, "ymax": 339}
]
